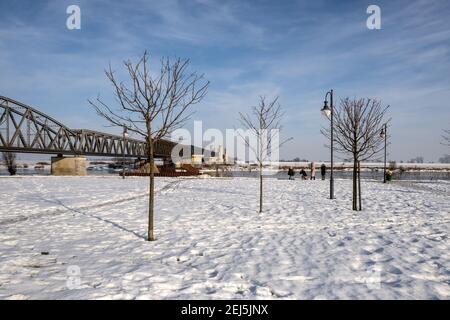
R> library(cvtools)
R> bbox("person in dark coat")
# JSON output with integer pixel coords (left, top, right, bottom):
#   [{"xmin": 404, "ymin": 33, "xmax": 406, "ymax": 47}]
[
  {"xmin": 321, "ymin": 163, "xmax": 326, "ymax": 180},
  {"xmin": 299, "ymin": 169, "xmax": 308, "ymax": 180},
  {"xmin": 288, "ymin": 167, "xmax": 295, "ymax": 180}
]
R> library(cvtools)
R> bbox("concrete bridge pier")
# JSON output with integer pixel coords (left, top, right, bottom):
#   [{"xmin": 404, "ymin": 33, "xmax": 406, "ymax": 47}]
[{"xmin": 51, "ymin": 154, "xmax": 87, "ymax": 176}]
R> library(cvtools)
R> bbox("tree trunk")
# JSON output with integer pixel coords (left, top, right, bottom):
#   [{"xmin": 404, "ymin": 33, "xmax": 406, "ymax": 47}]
[
  {"xmin": 259, "ymin": 163, "xmax": 263, "ymax": 213},
  {"xmin": 358, "ymin": 160, "xmax": 362, "ymax": 211},
  {"xmin": 352, "ymin": 156, "xmax": 357, "ymax": 211},
  {"xmin": 147, "ymin": 138, "xmax": 155, "ymax": 241},
  {"xmin": 2, "ymin": 152, "xmax": 17, "ymax": 176}
]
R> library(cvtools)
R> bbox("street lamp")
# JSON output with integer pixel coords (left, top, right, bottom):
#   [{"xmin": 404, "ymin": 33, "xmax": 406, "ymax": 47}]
[
  {"xmin": 321, "ymin": 89, "xmax": 334, "ymax": 199},
  {"xmin": 122, "ymin": 126, "xmax": 128, "ymax": 179},
  {"xmin": 380, "ymin": 123, "xmax": 387, "ymax": 183}
]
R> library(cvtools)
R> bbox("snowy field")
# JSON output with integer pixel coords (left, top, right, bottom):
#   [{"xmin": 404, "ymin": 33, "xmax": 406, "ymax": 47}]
[{"xmin": 0, "ymin": 176, "xmax": 449, "ymax": 300}]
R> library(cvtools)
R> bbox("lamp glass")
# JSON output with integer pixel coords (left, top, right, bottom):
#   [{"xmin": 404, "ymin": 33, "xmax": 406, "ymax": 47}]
[{"xmin": 321, "ymin": 106, "xmax": 332, "ymax": 119}]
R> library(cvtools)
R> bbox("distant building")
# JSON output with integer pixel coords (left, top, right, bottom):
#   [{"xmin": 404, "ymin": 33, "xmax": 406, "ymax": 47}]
[{"xmin": 191, "ymin": 154, "xmax": 203, "ymax": 166}]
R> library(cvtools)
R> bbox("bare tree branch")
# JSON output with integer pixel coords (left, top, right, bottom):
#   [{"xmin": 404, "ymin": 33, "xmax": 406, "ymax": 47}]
[
  {"xmin": 321, "ymin": 98, "xmax": 390, "ymax": 161},
  {"xmin": 88, "ymin": 50, "xmax": 209, "ymax": 241},
  {"xmin": 442, "ymin": 129, "xmax": 450, "ymax": 147},
  {"xmin": 238, "ymin": 96, "xmax": 292, "ymax": 213},
  {"xmin": 321, "ymin": 97, "xmax": 390, "ymax": 211}
]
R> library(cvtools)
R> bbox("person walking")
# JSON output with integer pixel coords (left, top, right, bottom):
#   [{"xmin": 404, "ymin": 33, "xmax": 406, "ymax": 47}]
[
  {"xmin": 321, "ymin": 163, "xmax": 326, "ymax": 180},
  {"xmin": 288, "ymin": 167, "xmax": 295, "ymax": 180},
  {"xmin": 299, "ymin": 169, "xmax": 308, "ymax": 180},
  {"xmin": 386, "ymin": 169, "xmax": 393, "ymax": 182},
  {"xmin": 310, "ymin": 162, "xmax": 316, "ymax": 180}
]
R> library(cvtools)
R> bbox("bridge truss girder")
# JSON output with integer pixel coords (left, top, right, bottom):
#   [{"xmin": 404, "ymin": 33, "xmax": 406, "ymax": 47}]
[{"xmin": 0, "ymin": 96, "xmax": 175, "ymax": 158}]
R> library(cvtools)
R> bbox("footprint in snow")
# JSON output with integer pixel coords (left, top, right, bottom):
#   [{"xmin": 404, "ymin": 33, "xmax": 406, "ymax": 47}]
[
  {"xmin": 206, "ymin": 270, "xmax": 218, "ymax": 278},
  {"xmin": 387, "ymin": 266, "xmax": 403, "ymax": 275},
  {"xmin": 336, "ymin": 241, "xmax": 345, "ymax": 247}
]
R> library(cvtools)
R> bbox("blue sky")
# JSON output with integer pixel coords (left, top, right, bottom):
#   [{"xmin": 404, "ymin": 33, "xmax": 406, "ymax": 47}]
[{"xmin": 1, "ymin": 0, "xmax": 449, "ymax": 161}]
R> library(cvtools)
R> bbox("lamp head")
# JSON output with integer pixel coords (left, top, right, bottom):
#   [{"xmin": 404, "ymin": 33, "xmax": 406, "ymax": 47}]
[{"xmin": 321, "ymin": 100, "xmax": 332, "ymax": 118}]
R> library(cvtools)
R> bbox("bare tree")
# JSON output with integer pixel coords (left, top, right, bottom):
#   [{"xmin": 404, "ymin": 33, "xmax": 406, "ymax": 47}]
[
  {"xmin": 322, "ymin": 98, "xmax": 389, "ymax": 211},
  {"xmin": 409, "ymin": 156, "xmax": 424, "ymax": 163},
  {"xmin": 2, "ymin": 152, "xmax": 17, "ymax": 175},
  {"xmin": 238, "ymin": 96, "xmax": 291, "ymax": 213},
  {"xmin": 89, "ymin": 51, "xmax": 209, "ymax": 241},
  {"xmin": 439, "ymin": 154, "xmax": 450, "ymax": 163},
  {"xmin": 442, "ymin": 129, "xmax": 450, "ymax": 147}
]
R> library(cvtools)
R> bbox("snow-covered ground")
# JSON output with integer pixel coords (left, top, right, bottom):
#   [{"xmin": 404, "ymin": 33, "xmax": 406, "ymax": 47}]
[{"xmin": 0, "ymin": 176, "xmax": 449, "ymax": 299}]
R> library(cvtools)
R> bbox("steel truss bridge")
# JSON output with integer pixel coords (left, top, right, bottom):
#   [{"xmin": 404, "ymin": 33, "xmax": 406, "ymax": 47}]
[{"xmin": 0, "ymin": 96, "xmax": 177, "ymax": 158}]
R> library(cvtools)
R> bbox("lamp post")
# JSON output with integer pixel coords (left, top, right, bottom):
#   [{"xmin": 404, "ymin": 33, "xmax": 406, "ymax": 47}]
[
  {"xmin": 380, "ymin": 123, "xmax": 387, "ymax": 183},
  {"xmin": 122, "ymin": 126, "xmax": 128, "ymax": 179},
  {"xmin": 321, "ymin": 89, "xmax": 334, "ymax": 199}
]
